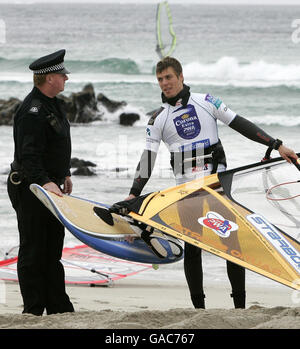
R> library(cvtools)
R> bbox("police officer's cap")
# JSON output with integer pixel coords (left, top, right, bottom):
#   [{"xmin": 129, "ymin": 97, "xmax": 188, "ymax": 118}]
[{"xmin": 29, "ymin": 49, "xmax": 70, "ymax": 75}]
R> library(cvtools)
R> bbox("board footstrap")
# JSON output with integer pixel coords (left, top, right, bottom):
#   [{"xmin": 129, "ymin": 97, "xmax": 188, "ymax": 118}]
[
  {"xmin": 93, "ymin": 206, "xmax": 114, "ymax": 226},
  {"xmin": 93, "ymin": 205, "xmax": 183, "ymax": 259}
]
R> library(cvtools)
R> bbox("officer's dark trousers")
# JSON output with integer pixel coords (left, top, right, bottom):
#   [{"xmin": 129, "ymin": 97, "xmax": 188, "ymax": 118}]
[
  {"xmin": 7, "ymin": 179, "xmax": 74, "ymax": 316},
  {"xmin": 184, "ymin": 242, "xmax": 246, "ymax": 309}
]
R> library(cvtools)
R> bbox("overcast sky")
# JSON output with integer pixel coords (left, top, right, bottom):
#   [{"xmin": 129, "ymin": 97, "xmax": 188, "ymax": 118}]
[{"xmin": 0, "ymin": 0, "xmax": 300, "ymax": 4}]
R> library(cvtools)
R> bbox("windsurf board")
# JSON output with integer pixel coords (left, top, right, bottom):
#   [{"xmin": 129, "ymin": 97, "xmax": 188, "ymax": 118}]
[{"xmin": 29, "ymin": 184, "xmax": 183, "ymax": 265}]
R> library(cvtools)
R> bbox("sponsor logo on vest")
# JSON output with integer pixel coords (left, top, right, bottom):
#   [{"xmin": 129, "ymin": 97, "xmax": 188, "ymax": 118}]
[
  {"xmin": 173, "ymin": 104, "xmax": 201, "ymax": 140},
  {"xmin": 205, "ymin": 94, "xmax": 222, "ymax": 109}
]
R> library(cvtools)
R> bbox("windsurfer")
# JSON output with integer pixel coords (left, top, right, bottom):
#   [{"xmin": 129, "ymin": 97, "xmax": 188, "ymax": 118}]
[{"xmin": 123, "ymin": 56, "xmax": 298, "ymax": 309}]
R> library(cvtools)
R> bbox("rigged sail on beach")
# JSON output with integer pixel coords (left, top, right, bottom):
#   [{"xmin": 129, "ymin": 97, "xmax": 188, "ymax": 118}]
[
  {"xmin": 0, "ymin": 245, "xmax": 152, "ymax": 285},
  {"xmin": 126, "ymin": 156, "xmax": 300, "ymax": 290},
  {"xmin": 156, "ymin": 1, "xmax": 177, "ymax": 59}
]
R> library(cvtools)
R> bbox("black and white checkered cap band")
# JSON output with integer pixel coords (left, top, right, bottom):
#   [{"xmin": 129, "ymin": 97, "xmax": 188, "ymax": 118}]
[{"xmin": 33, "ymin": 62, "xmax": 65, "ymax": 74}]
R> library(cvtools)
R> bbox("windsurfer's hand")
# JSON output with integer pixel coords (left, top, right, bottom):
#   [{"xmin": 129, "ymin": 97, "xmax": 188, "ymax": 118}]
[
  {"xmin": 43, "ymin": 182, "xmax": 63, "ymax": 197},
  {"xmin": 125, "ymin": 235, "xmax": 136, "ymax": 243},
  {"xmin": 124, "ymin": 194, "xmax": 136, "ymax": 201},
  {"xmin": 278, "ymin": 145, "xmax": 298, "ymax": 163}
]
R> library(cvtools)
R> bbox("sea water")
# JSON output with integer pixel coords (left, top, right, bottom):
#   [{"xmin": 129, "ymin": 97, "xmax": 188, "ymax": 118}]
[{"xmin": 0, "ymin": 3, "xmax": 299, "ymax": 289}]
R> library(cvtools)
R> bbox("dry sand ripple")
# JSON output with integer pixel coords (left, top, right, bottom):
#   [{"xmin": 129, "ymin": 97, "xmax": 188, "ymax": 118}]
[{"xmin": 0, "ymin": 306, "xmax": 299, "ymax": 329}]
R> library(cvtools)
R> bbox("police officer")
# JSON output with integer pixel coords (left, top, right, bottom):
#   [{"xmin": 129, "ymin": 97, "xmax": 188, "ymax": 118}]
[{"xmin": 7, "ymin": 49, "xmax": 74, "ymax": 315}]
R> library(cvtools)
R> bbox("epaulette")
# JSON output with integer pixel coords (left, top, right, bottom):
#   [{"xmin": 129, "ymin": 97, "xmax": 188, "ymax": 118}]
[
  {"xmin": 28, "ymin": 99, "xmax": 43, "ymax": 115},
  {"xmin": 147, "ymin": 107, "xmax": 164, "ymax": 125}
]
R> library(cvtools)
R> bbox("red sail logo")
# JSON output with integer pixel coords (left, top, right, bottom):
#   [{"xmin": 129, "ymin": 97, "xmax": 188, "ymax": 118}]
[{"xmin": 198, "ymin": 212, "xmax": 238, "ymax": 238}]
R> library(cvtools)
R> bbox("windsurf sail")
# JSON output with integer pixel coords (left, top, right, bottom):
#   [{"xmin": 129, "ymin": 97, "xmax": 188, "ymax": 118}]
[
  {"xmin": 126, "ymin": 156, "xmax": 300, "ymax": 290},
  {"xmin": 156, "ymin": 1, "xmax": 177, "ymax": 59},
  {"xmin": 219, "ymin": 156, "xmax": 300, "ymax": 244},
  {"xmin": 0, "ymin": 245, "xmax": 152, "ymax": 285}
]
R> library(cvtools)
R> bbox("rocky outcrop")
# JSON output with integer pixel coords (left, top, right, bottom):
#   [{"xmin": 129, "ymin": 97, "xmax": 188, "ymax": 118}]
[
  {"xmin": 97, "ymin": 93, "xmax": 127, "ymax": 113},
  {"xmin": 0, "ymin": 84, "xmax": 141, "ymax": 126},
  {"xmin": 72, "ymin": 166, "xmax": 96, "ymax": 176},
  {"xmin": 70, "ymin": 157, "xmax": 97, "ymax": 168},
  {"xmin": 119, "ymin": 112, "xmax": 140, "ymax": 126},
  {"xmin": 58, "ymin": 83, "xmax": 102, "ymax": 123},
  {"xmin": 70, "ymin": 157, "xmax": 97, "ymax": 176},
  {"xmin": 0, "ymin": 98, "xmax": 22, "ymax": 126}
]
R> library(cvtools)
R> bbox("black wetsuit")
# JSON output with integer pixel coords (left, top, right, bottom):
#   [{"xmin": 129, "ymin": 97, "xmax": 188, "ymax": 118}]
[{"xmin": 7, "ymin": 87, "xmax": 74, "ymax": 315}]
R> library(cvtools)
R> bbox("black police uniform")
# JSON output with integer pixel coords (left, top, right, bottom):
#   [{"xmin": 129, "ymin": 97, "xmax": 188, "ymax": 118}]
[{"xmin": 7, "ymin": 50, "xmax": 74, "ymax": 315}]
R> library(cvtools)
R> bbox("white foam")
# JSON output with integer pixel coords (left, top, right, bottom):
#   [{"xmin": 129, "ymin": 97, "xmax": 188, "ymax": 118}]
[{"xmin": 183, "ymin": 56, "xmax": 300, "ymax": 87}]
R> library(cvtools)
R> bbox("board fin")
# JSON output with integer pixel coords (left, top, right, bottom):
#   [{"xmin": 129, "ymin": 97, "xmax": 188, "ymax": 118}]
[
  {"xmin": 93, "ymin": 206, "xmax": 114, "ymax": 226},
  {"xmin": 140, "ymin": 231, "xmax": 168, "ymax": 259},
  {"xmin": 141, "ymin": 231, "xmax": 183, "ymax": 259}
]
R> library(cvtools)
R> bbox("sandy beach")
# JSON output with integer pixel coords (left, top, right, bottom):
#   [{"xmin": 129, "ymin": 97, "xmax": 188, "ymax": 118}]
[{"xmin": 0, "ymin": 274, "xmax": 299, "ymax": 330}]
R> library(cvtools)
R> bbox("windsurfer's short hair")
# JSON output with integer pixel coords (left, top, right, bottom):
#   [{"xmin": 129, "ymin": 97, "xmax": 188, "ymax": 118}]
[{"xmin": 156, "ymin": 56, "xmax": 182, "ymax": 77}]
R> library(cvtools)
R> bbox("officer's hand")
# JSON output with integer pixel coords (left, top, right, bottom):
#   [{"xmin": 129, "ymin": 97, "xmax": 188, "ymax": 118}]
[
  {"xmin": 43, "ymin": 182, "xmax": 63, "ymax": 197},
  {"xmin": 62, "ymin": 176, "xmax": 73, "ymax": 195},
  {"xmin": 278, "ymin": 145, "xmax": 298, "ymax": 163},
  {"xmin": 124, "ymin": 194, "xmax": 136, "ymax": 201}
]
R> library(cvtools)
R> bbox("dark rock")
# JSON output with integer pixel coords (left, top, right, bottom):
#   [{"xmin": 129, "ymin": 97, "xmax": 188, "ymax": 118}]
[
  {"xmin": 70, "ymin": 157, "xmax": 97, "ymax": 168},
  {"xmin": 68, "ymin": 84, "xmax": 103, "ymax": 123},
  {"xmin": 105, "ymin": 167, "xmax": 128, "ymax": 173},
  {"xmin": 115, "ymin": 167, "xmax": 128, "ymax": 172},
  {"xmin": 70, "ymin": 157, "xmax": 97, "ymax": 176},
  {"xmin": 97, "ymin": 93, "xmax": 127, "ymax": 113},
  {"xmin": 72, "ymin": 166, "xmax": 96, "ymax": 176},
  {"xmin": 119, "ymin": 112, "xmax": 140, "ymax": 126},
  {"xmin": 0, "ymin": 98, "xmax": 22, "ymax": 126}
]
